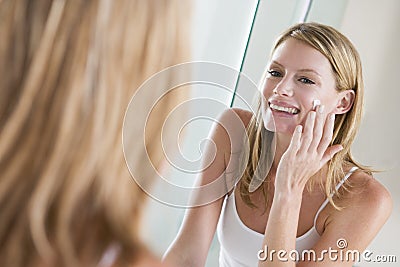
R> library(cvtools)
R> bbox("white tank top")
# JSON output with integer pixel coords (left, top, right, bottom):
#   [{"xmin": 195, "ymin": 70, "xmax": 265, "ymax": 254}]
[{"xmin": 216, "ymin": 167, "xmax": 358, "ymax": 267}]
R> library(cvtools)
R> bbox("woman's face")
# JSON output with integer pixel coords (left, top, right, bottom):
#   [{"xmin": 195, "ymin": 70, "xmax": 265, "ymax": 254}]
[{"xmin": 261, "ymin": 38, "xmax": 339, "ymax": 134}]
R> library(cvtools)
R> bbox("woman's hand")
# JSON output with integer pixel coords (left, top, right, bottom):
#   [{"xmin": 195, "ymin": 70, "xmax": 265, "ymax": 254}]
[{"xmin": 274, "ymin": 105, "xmax": 343, "ymax": 194}]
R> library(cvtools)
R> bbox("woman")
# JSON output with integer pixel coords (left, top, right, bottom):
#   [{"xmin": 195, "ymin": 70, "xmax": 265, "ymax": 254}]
[
  {"xmin": 164, "ymin": 22, "xmax": 392, "ymax": 266},
  {"xmin": 0, "ymin": 0, "xmax": 189, "ymax": 266}
]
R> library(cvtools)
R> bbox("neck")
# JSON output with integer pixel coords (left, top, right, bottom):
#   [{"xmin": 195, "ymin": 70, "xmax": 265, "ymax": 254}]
[{"xmin": 272, "ymin": 132, "xmax": 292, "ymax": 169}]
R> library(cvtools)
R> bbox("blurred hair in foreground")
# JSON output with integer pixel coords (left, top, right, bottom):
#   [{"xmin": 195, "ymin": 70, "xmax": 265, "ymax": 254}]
[{"xmin": 0, "ymin": 0, "xmax": 190, "ymax": 266}]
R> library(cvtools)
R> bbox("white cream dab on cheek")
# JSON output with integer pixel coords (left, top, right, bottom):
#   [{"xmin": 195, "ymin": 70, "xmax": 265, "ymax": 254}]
[{"xmin": 312, "ymin": 99, "xmax": 321, "ymax": 110}]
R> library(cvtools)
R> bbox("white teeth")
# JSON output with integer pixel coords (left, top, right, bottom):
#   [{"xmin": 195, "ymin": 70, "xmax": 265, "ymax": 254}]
[{"xmin": 270, "ymin": 103, "xmax": 299, "ymax": 114}]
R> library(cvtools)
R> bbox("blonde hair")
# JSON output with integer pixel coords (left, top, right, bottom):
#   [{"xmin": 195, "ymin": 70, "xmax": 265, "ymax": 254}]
[
  {"xmin": 240, "ymin": 22, "xmax": 371, "ymax": 209},
  {"xmin": 0, "ymin": 0, "xmax": 190, "ymax": 266}
]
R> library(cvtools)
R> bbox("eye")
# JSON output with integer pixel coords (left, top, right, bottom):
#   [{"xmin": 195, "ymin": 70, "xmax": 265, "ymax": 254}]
[
  {"xmin": 267, "ymin": 70, "xmax": 282, "ymax": 77},
  {"xmin": 298, "ymin": 77, "xmax": 315, "ymax": 84}
]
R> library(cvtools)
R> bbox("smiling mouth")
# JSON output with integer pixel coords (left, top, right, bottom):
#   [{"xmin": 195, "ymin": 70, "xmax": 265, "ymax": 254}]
[{"xmin": 269, "ymin": 103, "xmax": 300, "ymax": 115}]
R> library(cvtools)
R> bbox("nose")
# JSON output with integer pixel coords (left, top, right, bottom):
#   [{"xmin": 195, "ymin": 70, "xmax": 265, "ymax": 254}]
[{"xmin": 273, "ymin": 78, "xmax": 294, "ymax": 97}]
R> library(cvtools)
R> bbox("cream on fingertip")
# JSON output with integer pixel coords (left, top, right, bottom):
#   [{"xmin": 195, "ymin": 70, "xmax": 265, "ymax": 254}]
[{"xmin": 312, "ymin": 99, "xmax": 321, "ymax": 110}]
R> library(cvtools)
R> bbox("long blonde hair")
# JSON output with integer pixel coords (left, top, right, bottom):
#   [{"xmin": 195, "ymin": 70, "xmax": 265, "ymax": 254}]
[
  {"xmin": 240, "ymin": 22, "xmax": 371, "ymax": 209},
  {"xmin": 0, "ymin": 0, "xmax": 190, "ymax": 266}
]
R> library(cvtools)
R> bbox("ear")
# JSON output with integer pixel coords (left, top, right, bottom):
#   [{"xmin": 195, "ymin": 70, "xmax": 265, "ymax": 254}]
[{"xmin": 334, "ymin": 90, "xmax": 355, "ymax": 114}]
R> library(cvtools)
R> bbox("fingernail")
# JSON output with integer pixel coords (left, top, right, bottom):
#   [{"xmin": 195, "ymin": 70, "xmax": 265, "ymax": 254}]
[
  {"xmin": 319, "ymin": 105, "xmax": 325, "ymax": 114},
  {"xmin": 310, "ymin": 112, "xmax": 316, "ymax": 119},
  {"xmin": 312, "ymin": 99, "xmax": 321, "ymax": 110},
  {"xmin": 296, "ymin": 125, "xmax": 303, "ymax": 133},
  {"xmin": 330, "ymin": 113, "xmax": 335, "ymax": 120}
]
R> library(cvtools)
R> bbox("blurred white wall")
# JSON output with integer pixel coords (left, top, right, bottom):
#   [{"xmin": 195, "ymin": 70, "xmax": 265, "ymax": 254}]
[
  {"xmin": 140, "ymin": 1, "xmax": 258, "ymax": 266},
  {"xmin": 340, "ymin": 0, "xmax": 400, "ymax": 265}
]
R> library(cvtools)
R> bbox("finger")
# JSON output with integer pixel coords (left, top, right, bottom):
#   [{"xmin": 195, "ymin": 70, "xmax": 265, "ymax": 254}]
[
  {"xmin": 317, "ymin": 113, "xmax": 335, "ymax": 154},
  {"xmin": 309, "ymin": 105, "xmax": 325, "ymax": 151},
  {"xmin": 299, "ymin": 111, "xmax": 316, "ymax": 153},
  {"xmin": 288, "ymin": 125, "xmax": 302, "ymax": 154},
  {"xmin": 320, "ymin": 144, "xmax": 343, "ymax": 166}
]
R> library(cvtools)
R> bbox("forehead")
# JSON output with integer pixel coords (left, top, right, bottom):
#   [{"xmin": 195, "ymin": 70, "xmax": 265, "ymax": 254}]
[{"xmin": 270, "ymin": 38, "xmax": 333, "ymax": 75}]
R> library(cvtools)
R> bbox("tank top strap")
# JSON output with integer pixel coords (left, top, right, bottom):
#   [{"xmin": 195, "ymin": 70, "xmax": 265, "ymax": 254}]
[
  {"xmin": 313, "ymin": 166, "xmax": 358, "ymax": 226},
  {"xmin": 334, "ymin": 166, "xmax": 358, "ymax": 191}
]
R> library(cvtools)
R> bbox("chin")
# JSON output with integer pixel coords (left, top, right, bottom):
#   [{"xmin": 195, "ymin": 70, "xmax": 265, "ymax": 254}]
[
  {"xmin": 262, "ymin": 111, "xmax": 296, "ymax": 135},
  {"xmin": 275, "ymin": 124, "xmax": 296, "ymax": 135},
  {"xmin": 264, "ymin": 122, "xmax": 296, "ymax": 135}
]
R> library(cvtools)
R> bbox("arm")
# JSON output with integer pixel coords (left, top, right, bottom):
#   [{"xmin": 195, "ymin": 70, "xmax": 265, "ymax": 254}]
[
  {"xmin": 260, "ymin": 107, "xmax": 343, "ymax": 267},
  {"xmin": 163, "ymin": 108, "xmax": 251, "ymax": 267},
  {"xmin": 259, "ymin": 107, "xmax": 392, "ymax": 266},
  {"xmin": 162, "ymin": 195, "xmax": 224, "ymax": 267},
  {"xmin": 262, "ymin": 176, "xmax": 391, "ymax": 267}
]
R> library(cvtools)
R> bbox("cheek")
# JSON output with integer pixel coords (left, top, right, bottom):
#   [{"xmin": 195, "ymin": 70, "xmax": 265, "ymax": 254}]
[
  {"xmin": 297, "ymin": 91, "xmax": 319, "ymax": 111},
  {"xmin": 298, "ymin": 90, "xmax": 335, "ymax": 112},
  {"xmin": 261, "ymin": 105, "xmax": 276, "ymax": 132},
  {"xmin": 319, "ymin": 94, "xmax": 339, "ymax": 113},
  {"xmin": 261, "ymin": 80, "xmax": 274, "ymax": 98}
]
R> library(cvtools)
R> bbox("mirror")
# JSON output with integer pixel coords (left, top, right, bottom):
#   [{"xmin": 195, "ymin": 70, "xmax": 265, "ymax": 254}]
[{"xmin": 141, "ymin": 1, "xmax": 400, "ymax": 266}]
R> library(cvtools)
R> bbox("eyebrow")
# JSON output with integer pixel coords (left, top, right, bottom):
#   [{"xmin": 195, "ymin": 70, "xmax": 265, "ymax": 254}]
[{"xmin": 269, "ymin": 60, "xmax": 322, "ymax": 78}]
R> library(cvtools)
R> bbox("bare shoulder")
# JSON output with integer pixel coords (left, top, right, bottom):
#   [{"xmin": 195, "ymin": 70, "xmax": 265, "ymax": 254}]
[
  {"xmin": 331, "ymin": 170, "xmax": 393, "ymax": 231},
  {"xmin": 230, "ymin": 107, "xmax": 253, "ymax": 127},
  {"xmin": 347, "ymin": 170, "xmax": 392, "ymax": 215},
  {"xmin": 211, "ymin": 108, "xmax": 254, "ymax": 152},
  {"xmin": 216, "ymin": 107, "xmax": 253, "ymax": 128},
  {"xmin": 317, "ymin": 170, "xmax": 393, "ymax": 253}
]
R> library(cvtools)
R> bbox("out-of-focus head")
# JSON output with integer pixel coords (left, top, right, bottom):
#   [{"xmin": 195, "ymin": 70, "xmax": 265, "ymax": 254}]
[{"xmin": 0, "ymin": 0, "xmax": 190, "ymax": 266}]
